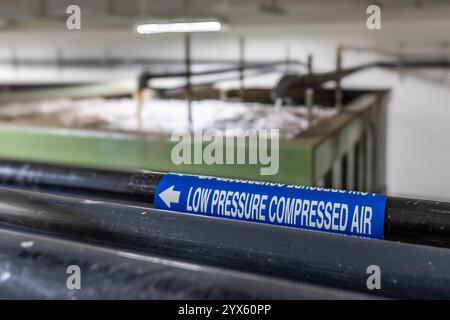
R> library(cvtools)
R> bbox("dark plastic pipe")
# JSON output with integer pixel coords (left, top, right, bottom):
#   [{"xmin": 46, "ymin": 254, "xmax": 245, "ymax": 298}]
[
  {"xmin": 0, "ymin": 187, "xmax": 450, "ymax": 298},
  {"xmin": 0, "ymin": 226, "xmax": 359, "ymax": 299},
  {"xmin": 0, "ymin": 159, "xmax": 160, "ymax": 202}
]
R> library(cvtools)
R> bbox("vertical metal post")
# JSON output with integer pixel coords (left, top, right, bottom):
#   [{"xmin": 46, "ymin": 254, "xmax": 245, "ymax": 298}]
[
  {"xmin": 285, "ymin": 44, "xmax": 291, "ymax": 73},
  {"xmin": 374, "ymin": 96, "xmax": 388, "ymax": 193},
  {"xmin": 332, "ymin": 157, "xmax": 343, "ymax": 190},
  {"xmin": 365, "ymin": 126, "xmax": 374, "ymax": 192},
  {"xmin": 136, "ymin": 73, "xmax": 150, "ymax": 132},
  {"xmin": 305, "ymin": 88, "xmax": 314, "ymax": 129},
  {"xmin": 335, "ymin": 46, "xmax": 343, "ymax": 112},
  {"xmin": 346, "ymin": 146, "xmax": 355, "ymax": 190},
  {"xmin": 306, "ymin": 54, "xmax": 314, "ymax": 128},
  {"xmin": 307, "ymin": 54, "xmax": 313, "ymax": 76},
  {"xmin": 239, "ymin": 36, "xmax": 245, "ymax": 101},
  {"xmin": 185, "ymin": 32, "xmax": 193, "ymax": 129},
  {"xmin": 136, "ymin": 89, "xmax": 144, "ymax": 132},
  {"xmin": 357, "ymin": 138, "xmax": 366, "ymax": 192}
]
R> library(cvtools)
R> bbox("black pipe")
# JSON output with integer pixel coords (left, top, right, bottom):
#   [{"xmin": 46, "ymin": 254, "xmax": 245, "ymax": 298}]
[
  {"xmin": 0, "ymin": 226, "xmax": 358, "ymax": 299},
  {"xmin": 0, "ymin": 187, "xmax": 449, "ymax": 299},
  {"xmin": 0, "ymin": 160, "xmax": 450, "ymax": 248},
  {"xmin": 273, "ymin": 63, "xmax": 377, "ymax": 98},
  {"xmin": 273, "ymin": 60, "xmax": 450, "ymax": 98},
  {"xmin": 0, "ymin": 160, "xmax": 161, "ymax": 203},
  {"xmin": 385, "ymin": 197, "xmax": 450, "ymax": 247},
  {"xmin": 162, "ymin": 67, "xmax": 277, "ymax": 94}
]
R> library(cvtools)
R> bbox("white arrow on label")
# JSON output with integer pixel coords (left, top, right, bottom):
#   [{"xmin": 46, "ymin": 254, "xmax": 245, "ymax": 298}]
[{"xmin": 158, "ymin": 185, "xmax": 180, "ymax": 208}]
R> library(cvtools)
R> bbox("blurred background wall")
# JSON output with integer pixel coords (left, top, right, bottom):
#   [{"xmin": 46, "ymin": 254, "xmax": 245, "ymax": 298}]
[{"xmin": 0, "ymin": 0, "xmax": 449, "ymax": 200}]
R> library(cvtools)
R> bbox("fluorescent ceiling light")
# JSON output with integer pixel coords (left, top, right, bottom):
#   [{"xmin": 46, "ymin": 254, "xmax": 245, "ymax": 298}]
[{"xmin": 136, "ymin": 21, "xmax": 223, "ymax": 34}]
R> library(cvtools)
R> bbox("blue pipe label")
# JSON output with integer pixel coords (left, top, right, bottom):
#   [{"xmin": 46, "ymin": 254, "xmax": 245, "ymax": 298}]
[{"xmin": 154, "ymin": 173, "xmax": 387, "ymax": 239}]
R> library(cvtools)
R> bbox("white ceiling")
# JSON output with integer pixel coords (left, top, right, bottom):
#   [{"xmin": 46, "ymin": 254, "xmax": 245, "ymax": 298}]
[{"xmin": 0, "ymin": 0, "xmax": 450, "ymax": 31}]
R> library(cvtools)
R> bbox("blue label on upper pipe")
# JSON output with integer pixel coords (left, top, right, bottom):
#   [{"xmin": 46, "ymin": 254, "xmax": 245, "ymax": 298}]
[{"xmin": 154, "ymin": 173, "xmax": 387, "ymax": 239}]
